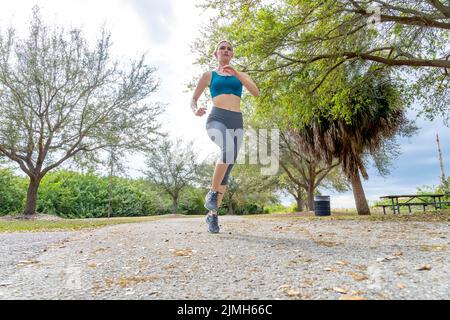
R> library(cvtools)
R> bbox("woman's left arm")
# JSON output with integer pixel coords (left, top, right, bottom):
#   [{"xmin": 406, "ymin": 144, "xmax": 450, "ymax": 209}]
[
  {"xmin": 222, "ymin": 65, "xmax": 260, "ymax": 97},
  {"xmin": 237, "ymin": 72, "xmax": 260, "ymax": 97}
]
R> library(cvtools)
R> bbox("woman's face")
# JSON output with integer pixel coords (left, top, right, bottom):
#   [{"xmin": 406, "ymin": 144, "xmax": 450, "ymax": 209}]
[{"xmin": 214, "ymin": 42, "xmax": 233, "ymax": 62}]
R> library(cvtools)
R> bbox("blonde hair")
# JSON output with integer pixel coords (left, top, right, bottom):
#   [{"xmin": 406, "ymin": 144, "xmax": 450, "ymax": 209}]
[{"xmin": 215, "ymin": 40, "xmax": 234, "ymax": 52}]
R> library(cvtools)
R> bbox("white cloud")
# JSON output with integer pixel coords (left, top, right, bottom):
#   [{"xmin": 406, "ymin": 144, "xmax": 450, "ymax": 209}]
[{"xmin": 129, "ymin": 0, "xmax": 173, "ymax": 43}]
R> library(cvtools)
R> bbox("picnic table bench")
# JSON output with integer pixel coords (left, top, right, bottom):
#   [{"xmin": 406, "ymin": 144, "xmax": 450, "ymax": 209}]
[{"xmin": 378, "ymin": 194, "xmax": 450, "ymax": 214}]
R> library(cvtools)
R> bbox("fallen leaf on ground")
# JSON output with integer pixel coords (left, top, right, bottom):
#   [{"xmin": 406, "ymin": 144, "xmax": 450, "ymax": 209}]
[
  {"xmin": 112, "ymin": 275, "xmax": 159, "ymax": 288},
  {"xmin": 0, "ymin": 283, "xmax": 12, "ymax": 287},
  {"xmin": 376, "ymin": 256, "xmax": 399, "ymax": 262},
  {"xmin": 339, "ymin": 295, "xmax": 368, "ymax": 300},
  {"xmin": 314, "ymin": 240, "xmax": 341, "ymax": 247},
  {"xmin": 173, "ymin": 249, "xmax": 193, "ymax": 257},
  {"xmin": 16, "ymin": 260, "xmax": 39, "ymax": 267},
  {"xmin": 288, "ymin": 260, "xmax": 300, "ymax": 266},
  {"xmin": 347, "ymin": 271, "xmax": 368, "ymax": 281},
  {"xmin": 419, "ymin": 245, "xmax": 448, "ymax": 252},
  {"xmin": 333, "ymin": 287, "xmax": 348, "ymax": 294},
  {"xmin": 93, "ymin": 248, "xmax": 107, "ymax": 254},
  {"xmin": 417, "ymin": 264, "xmax": 432, "ymax": 271},
  {"xmin": 278, "ymin": 285, "xmax": 301, "ymax": 298}
]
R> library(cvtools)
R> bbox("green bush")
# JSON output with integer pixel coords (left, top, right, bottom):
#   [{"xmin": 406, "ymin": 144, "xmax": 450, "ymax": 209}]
[
  {"xmin": 36, "ymin": 171, "xmax": 173, "ymax": 218},
  {"xmin": 235, "ymin": 203, "xmax": 264, "ymax": 215},
  {"xmin": 37, "ymin": 171, "xmax": 108, "ymax": 218},
  {"xmin": 1, "ymin": 168, "xmax": 285, "ymax": 217},
  {"xmin": 0, "ymin": 168, "xmax": 25, "ymax": 215},
  {"xmin": 178, "ymin": 186, "xmax": 205, "ymax": 214},
  {"xmin": 132, "ymin": 179, "xmax": 172, "ymax": 215}
]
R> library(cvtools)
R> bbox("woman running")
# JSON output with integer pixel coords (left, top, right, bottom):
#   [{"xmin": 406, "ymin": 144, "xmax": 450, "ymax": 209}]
[{"xmin": 190, "ymin": 40, "xmax": 260, "ymax": 233}]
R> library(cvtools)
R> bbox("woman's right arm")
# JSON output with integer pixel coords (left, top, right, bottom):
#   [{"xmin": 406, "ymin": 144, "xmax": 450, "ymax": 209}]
[{"xmin": 191, "ymin": 71, "xmax": 211, "ymax": 116}]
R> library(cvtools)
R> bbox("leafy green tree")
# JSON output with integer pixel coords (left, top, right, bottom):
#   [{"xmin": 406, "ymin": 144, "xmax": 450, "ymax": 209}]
[
  {"xmin": 197, "ymin": 0, "xmax": 450, "ymax": 123},
  {"xmin": 0, "ymin": 7, "xmax": 163, "ymax": 217},
  {"xmin": 294, "ymin": 73, "xmax": 416, "ymax": 214},
  {"xmin": 279, "ymin": 129, "xmax": 349, "ymax": 210},
  {"xmin": 277, "ymin": 174, "xmax": 307, "ymax": 212},
  {"xmin": 144, "ymin": 138, "xmax": 200, "ymax": 214}
]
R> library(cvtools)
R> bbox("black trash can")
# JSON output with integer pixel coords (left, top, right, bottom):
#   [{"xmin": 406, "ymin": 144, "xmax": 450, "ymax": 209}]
[{"xmin": 314, "ymin": 196, "xmax": 331, "ymax": 216}]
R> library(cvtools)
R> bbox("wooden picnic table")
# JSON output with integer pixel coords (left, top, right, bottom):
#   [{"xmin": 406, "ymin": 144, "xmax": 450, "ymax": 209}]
[{"xmin": 379, "ymin": 194, "xmax": 447, "ymax": 214}]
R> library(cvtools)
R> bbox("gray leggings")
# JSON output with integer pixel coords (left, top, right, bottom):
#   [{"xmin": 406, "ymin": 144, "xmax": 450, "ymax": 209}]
[{"xmin": 206, "ymin": 107, "xmax": 244, "ymax": 185}]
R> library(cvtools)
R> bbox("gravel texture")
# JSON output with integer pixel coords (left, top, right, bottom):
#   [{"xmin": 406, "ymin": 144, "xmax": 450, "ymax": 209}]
[{"xmin": 0, "ymin": 215, "xmax": 449, "ymax": 300}]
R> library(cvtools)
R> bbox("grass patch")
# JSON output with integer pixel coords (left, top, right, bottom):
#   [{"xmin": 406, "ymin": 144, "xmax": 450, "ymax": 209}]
[{"xmin": 0, "ymin": 214, "xmax": 198, "ymax": 233}]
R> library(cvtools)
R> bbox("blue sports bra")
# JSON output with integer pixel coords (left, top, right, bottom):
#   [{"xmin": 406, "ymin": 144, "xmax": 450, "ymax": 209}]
[{"xmin": 209, "ymin": 70, "xmax": 243, "ymax": 98}]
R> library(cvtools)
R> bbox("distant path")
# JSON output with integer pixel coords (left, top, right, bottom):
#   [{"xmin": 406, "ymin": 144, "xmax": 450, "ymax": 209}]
[{"xmin": 1, "ymin": 216, "xmax": 449, "ymax": 299}]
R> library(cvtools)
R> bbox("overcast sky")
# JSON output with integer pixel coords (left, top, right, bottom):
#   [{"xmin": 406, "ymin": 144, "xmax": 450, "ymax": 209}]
[{"xmin": 0, "ymin": 0, "xmax": 449, "ymax": 209}]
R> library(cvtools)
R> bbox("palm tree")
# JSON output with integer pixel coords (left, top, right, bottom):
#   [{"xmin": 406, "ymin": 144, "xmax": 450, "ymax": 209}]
[
  {"xmin": 279, "ymin": 130, "xmax": 347, "ymax": 211},
  {"xmin": 294, "ymin": 73, "xmax": 415, "ymax": 215}
]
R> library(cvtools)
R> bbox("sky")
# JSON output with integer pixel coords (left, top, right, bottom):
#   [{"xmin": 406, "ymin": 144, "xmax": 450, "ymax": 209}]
[{"xmin": 0, "ymin": 0, "xmax": 449, "ymax": 209}]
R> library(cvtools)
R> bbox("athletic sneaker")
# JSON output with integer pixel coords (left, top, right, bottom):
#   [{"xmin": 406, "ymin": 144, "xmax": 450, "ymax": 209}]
[
  {"xmin": 204, "ymin": 190, "xmax": 220, "ymax": 211},
  {"xmin": 206, "ymin": 213, "xmax": 220, "ymax": 233}
]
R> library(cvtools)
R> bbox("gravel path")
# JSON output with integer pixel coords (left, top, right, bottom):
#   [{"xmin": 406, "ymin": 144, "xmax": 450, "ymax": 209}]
[{"xmin": 0, "ymin": 216, "xmax": 449, "ymax": 300}]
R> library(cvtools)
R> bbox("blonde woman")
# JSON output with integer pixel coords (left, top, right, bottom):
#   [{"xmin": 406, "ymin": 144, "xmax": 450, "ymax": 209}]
[{"xmin": 190, "ymin": 40, "xmax": 260, "ymax": 233}]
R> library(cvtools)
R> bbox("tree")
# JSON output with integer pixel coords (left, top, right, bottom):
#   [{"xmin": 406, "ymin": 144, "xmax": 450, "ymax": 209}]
[
  {"xmin": 144, "ymin": 138, "xmax": 200, "ymax": 214},
  {"xmin": 294, "ymin": 73, "xmax": 416, "ymax": 214},
  {"xmin": 197, "ymin": 0, "xmax": 450, "ymax": 123},
  {"xmin": 279, "ymin": 129, "xmax": 349, "ymax": 210},
  {"xmin": 0, "ymin": 7, "xmax": 163, "ymax": 216}
]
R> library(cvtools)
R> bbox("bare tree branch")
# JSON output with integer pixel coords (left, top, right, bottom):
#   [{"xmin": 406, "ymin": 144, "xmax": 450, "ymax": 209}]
[{"xmin": 426, "ymin": 0, "xmax": 450, "ymax": 18}]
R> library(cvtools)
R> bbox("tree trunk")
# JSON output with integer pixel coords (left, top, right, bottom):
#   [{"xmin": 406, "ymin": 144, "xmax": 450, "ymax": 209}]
[
  {"xmin": 23, "ymin": 176, "xmax": 42, "ymax": 216},
  {"xmin": 295, "ymin": 187, "xmax": 304, "ymax": 212},
  {"xmin": 307, "ymin": 185, "xmax": 315, "ymax": 211},
  {"xmin": 295, "ymin": 196, "xmax": 303, "ymax": 212},
  {"xmin": 350, "ymin": 171, "xmax": 371, "ymax": 215},
  {"xmin": 228, "ymin": 201, "xmax": 235, "ymax": 215},
  {"xmin": 172, "ymin": 197, "xmax": 178, "ymax": 214},
  {"xmin": 108, "ymin": 175, "xmax": 113, "ymax": 218}
]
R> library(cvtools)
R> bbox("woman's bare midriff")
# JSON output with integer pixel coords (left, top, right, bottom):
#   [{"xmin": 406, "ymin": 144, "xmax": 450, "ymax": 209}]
[{"xmin": 212, "ymin": 94, "xmax": 241, "ymax": 112}]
